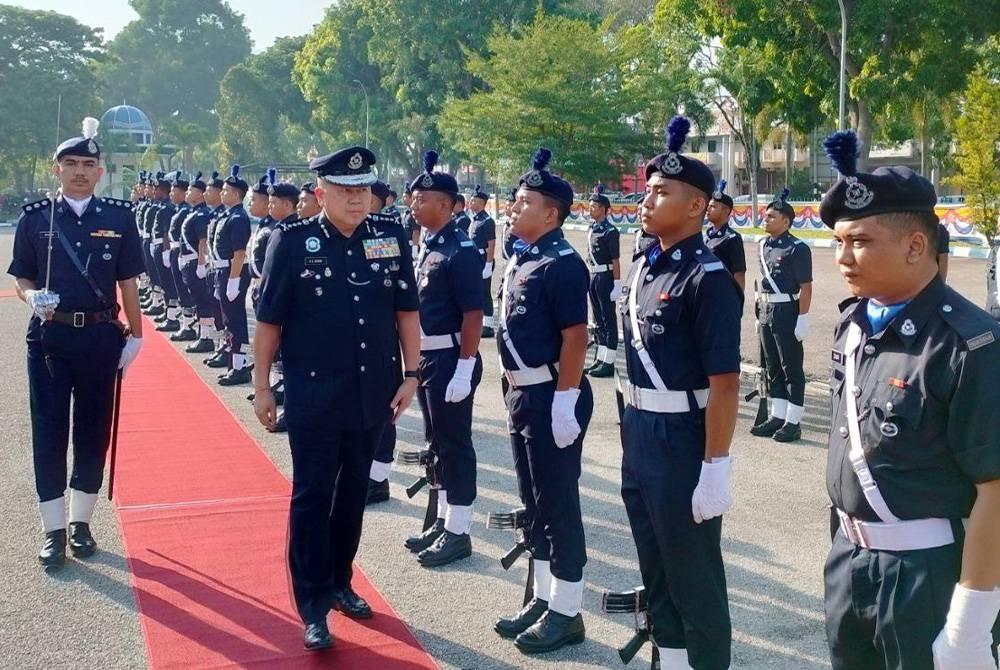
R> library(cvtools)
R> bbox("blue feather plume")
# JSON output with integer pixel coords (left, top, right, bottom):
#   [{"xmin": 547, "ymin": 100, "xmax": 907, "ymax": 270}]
[
  {"xmin": 778, "ymin": 187, "xmax": 790, "ymax": 202},
  {"xmin": 267, "ymin": 167, "xmax": 276, "ymax": 186},
  {"xmin": 666, "ymin": 116, "xmax": 690, "ymax": 153},
  {"xmin": 194, "ymin": 171, "xmax": 202, "ymax": 181},
  {"xmin": 230, "ymin": 164, "xmax": 240, "ymax": 178},
  {"xmin": 423, "ymin": 150, "xmax": 438, "ymax": 173},
  {"xmin": 717, "ymin": 179, "xmax": 727, "ymax": 194},
  {"xmin": 211, "ymin": 170, "xmax": 219, "ymax": 180},
  {"xmin": 823, "ymin": 131, "xmax": 859, "ymax": 177},
  {"xmin": 532, "ymin": 148, "xmax": 552, "ymax": 171}
]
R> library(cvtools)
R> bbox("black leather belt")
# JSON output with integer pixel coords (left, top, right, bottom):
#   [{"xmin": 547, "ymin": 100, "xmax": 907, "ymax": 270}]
[{"xmin": 50, "ymin": 306, "xmax": 119, "ymax": 328}]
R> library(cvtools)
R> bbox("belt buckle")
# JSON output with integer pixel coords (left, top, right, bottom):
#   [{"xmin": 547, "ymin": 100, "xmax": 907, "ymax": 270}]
[
  {"xmin": 72, "ymin": 312, "xmax": 85, "ymax": 328},
  {"xmin": 852, "ymin": 519, "xmax": 871, "ymax": 549},
  {"xmin": 503, "ymin": 369, "xmax": 517, "ymax": 389},
  {"xmin": 629, "ymin": 386, "xmax": 642, "ymax": 410}
]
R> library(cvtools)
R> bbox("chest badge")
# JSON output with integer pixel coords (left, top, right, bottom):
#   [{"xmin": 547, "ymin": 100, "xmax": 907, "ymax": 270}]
[
  {"xmin": 900, "ymin": 319, "xmax": 916, "ymax": 337},
  {"xmin": 305, "ymin": 236, "xmax": 321, "ymax": 253},
  {"xmin": 651, "ymin": 324, "xmax": 665, "ymax": 335},
  {"xmin": 315, "ymin": 286, "xmax": 323, "ymax": 296},
  {"xmin": 324, "ymin": 267, "xmax": 332, "ymax": 278},
  {"xmin": 879, "ymin": 421, "xmax": 899, "ymax": 438},
  {"xmin": 389, "ymin": 260, "xmax": 399, "ymax": 272},
  {"xmin": 516, "ymin": 305, "xmax": 527, "ymax": 315},
  {"xmin": 671, "ymin": 249, "xmax": 682, "ymax": 261},
  {"xmin": 384, "ymin": 278, "xmax": 393, "ymax": 287},
  {"xmin": 102, "ymin": 252, "xmax": 112, "ymax": 261}
]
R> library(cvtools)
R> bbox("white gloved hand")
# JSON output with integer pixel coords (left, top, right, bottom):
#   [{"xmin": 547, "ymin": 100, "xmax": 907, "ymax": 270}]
[
  {"xmin": 25, "ymin": 289, "xmax": 60, "ymax": 320},
  {"xmin": 482, "ymin": 262, "xmax": 494, "ymax": 280},
  {"xmin": 610, "ymin": 280, "xmax": 623, "ymax": 301},
  {"xmin": 161, "ymin": 250, "xmax": 171, "ymax": 268},
  {"xmin": 118, "ymin": 336, "xmax": 143, "ymax": 376},
  {"xmin": 445, "ymin": 357, "xmax": 476, "ymax": 403},
  {"xmin": 932, "ymin": 584, "xmax": 1000, "ymax": 670},
  {"xmin": 691, "ymin": 457, "xmax": 733, "ymax": 523},
  {"xmin": 794, "ymin": 314, "xmax": 810, "ymax": 341},
  {"xmin": 225, "ymin": 278, "xmax": 240, "ymax": 302},
  {"xmin": 195, "ymin": 264, "xmax": 207, "ymax": 279},
  {"xmin": 551, "ymin": 388, "xmax": 582, "ymax": 448}
]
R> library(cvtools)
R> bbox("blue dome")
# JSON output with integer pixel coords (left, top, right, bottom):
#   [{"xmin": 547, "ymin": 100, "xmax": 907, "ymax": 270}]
[{"xmin": 100, "ymin": 105, "xmax": 153, "ymax": 133}]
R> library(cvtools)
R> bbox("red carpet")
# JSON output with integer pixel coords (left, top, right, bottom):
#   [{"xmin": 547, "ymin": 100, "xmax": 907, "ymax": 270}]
[{"xmin": 114, "ymin": 320, "xmax": 439, "ymax": 669}]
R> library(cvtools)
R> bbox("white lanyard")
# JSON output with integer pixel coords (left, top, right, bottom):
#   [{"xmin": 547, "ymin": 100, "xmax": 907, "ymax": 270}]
[
  {"xmin": 626, "ymin": 256, "xmax": 669, "ymax": 392},
  {"xmin": 499, "ymin": 256, "xmax": 530, "ymax": 370},
  {"xmin": 758, "ymin": 238, "xmax": 780, "ymax": 294}
]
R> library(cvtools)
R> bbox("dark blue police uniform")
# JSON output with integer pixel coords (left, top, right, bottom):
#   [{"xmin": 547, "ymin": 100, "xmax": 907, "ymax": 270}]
[
  {"xmin": 453, "ymin": 210, "xmax": 471, "ymax": 236},
  {"xmin": 469, "ymin": 208, "xmax": 496, "ymax": 324},
  {"xmin": 205, "ymin": 203, "xmax": 227, "ymax": 335},
  {"xmin": 586, "ymin": 217, "xmax": 620, "ymax": 356},
  {"xmin": 704, "ymin": 222, "xmax": 746, "ymax": 280},
  {"xmin": 179, "ymin": 201, "xmax": 214, "ymax": 321},
  {"xmin": 166, "ymin": 197, "xmax": 192, "ymax": 323},
  {"xmin": 152, "ymin": 196, "xmax": 179, "ymax": 304},
  {"xmin": 210, "ymin": 203, "xmax": 252, "ymax": 358}
]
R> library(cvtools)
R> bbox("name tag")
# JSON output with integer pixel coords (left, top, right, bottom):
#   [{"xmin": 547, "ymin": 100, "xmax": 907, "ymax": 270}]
[
  {"xmin": 305, "ymin": 256, "xmax": 325, "ymax": 267},
  {"xmin": 363, "ymin": 238, "xmax": 401, "ymax": 259},
  {"xmin": 91, "ymin": 230, "xmax": 122, "ymax": 238},
  {"xmin": 831, "ymin": 350, "xmax": 845, "ymax": 364}
]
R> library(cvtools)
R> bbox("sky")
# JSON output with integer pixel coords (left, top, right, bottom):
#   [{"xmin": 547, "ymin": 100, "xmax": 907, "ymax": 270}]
[{"xmin": 13, "ymin": 0, "xmax": 323, "ymax": 52}]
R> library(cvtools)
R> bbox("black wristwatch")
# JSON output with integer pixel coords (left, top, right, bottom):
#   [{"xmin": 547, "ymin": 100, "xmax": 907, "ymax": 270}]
[{"xmin": 404, "ymin": 370, "xmax": 419, "ymax": 379}]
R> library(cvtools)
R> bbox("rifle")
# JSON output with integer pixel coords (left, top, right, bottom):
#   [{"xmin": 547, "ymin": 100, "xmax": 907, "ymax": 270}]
[
  {"xmin": 400, "ymin": 449, "xmax": 439, "ymax": 531},
  {"xmin": 744, "ymin": 280, "xmax": 769, "ymax": 424},
  {"xmin": 486, "ymin": 508, "xmax": 534, "ymax": 605},
  {"xmin": 601, "ymin": 586, "xmax": 660, "ymax": 667},
  {"xmin": 106, "ymin": 370, "xmax": 124, "ymax": 500}
]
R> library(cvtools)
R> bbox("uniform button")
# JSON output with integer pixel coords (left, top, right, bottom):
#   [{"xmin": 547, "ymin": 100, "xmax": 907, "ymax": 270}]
[
  {"xmin": 360, "ymin": 343, "xmax": 366, "ymax": 349},
  {"xmin": 839, "ymin": 426, "xmax": 848, "ymax": 437},
  {"xmin": 76, "ymin": 241, "xmax": 81, "ymax": 247},
  {"xmin": 863, "ymin": 344, "xmax": 875, "ymax": 355},
  {"xmin": 852, "ymin": 386, "xmax": 861, "ymax": 397},
  {"xmin": 655, "ymin": 309, "xmax": 662, "ymax": 316},
  {"xmin": 351, "ymin": 272, "xmax": 356, "ymax": 278},
  {"xmin": 519, "ymin": 295, "xmax": 525, "ymax": 302},
  {"xmin": 310, "ymin": 371, "xmax": 316, "ymax": 377},
  {"xmin": 360, "ymin": 365, "xmax": 366, "ymax": 372},
  {"xmin": 530, "ymin": 246, "xmax": 539, "ymax": 254},
  {"xmin": 645, "ymin": 274, "xmax": 653, "ymax": 282},
  {"xmin": 354, "ymin": 295, "xmax": 360, "ymax": 302},
  {"xmin": 942, "ymin": 304, "xmax": 953, "ymax": 313},
  {"xmin": 358, "ymin": 318, "xmax": 365, "ymax": 325},
  {"xmin": 347, "ymin": 250, "xmax": 353, "ymax": 256},
  {"xmin": 695, "ymin": 249, "xmax": 703, "ymax": 254},
  {"xmin": 885, "ymin": 401, "xmax": 894, "ymax": 411}
]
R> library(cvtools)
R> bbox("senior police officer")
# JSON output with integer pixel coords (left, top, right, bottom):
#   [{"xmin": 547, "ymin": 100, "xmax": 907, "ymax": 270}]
[
  {"xmin": 492, "ymin": 148, "xmax": 594, "ymax": 654},
  {"xmin": 7, "ymin": 119, "xmax": 145, "ymax": 568},
  {"xmin": 177, "ymin": 171, "xmax": 217, "ymax": 353},
  {"xmin": 252, "ymin": 146, "xmax": 420, "ymax": 651},
  {"xmin": 704, "ymin": 179, "xmax": 746, "ymax": 292},
  {"xmin": 618, "ymin": 116, "xmax": 742, "ymax": 669},
  {"xmin": 400, "ymin": 151, "xmax": 484, "ymax": 568},
  {"xmin": 749, "ymin": 187, "xmax": 812, "ymax": 443},
  {"xmin": 584, "ymin": 185, "xmax": 622, "ymax": 378},
  {"xmin": 468, "ymin": 185, "xmax": 497, "ymax": 338},
  {"xmin": 819, "ymin": 129, "xmax": 1000, "ymax": 670}
]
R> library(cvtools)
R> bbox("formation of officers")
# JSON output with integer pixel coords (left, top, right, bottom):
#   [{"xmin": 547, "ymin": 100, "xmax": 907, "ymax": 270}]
[{"xmin": 10, "ymin": 111, "xmax": 1000, "ymax": 670}]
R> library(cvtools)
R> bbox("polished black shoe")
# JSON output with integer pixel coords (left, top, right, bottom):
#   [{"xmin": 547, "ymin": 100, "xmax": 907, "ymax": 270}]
[
  {"xmin": 481, "ymin": 326, "xmax": 495, "ymax": 339},
  {"xmin": 145, "ymin": 305, "xmax": 165, "ymax": 317},
  {"xmin": 587, "ymin": 362, "xmax": 614, "ymax": 378},
  {"xmin": 331, "ymin": 587, "xmax": 373, "ymax": 620},
  {"xmin": 186, "ymin": 338, "xmax": 215, "ymax": 354},
  {"xmin": 514, "ymin": 610, "xmax": 585, "ymax": 654},
  {"xmin": 772, "ymin": 422, "xmax": 802, "ymax": 443},
  {"xmin": 170, "ymin": 327, "xmax": 198, "ymax": 342},
  {"xmin": 204, "ymin": 352, "xmax": 232, "ymax": 369},
  {"xmin": 156, "ymin": 319, "xmax": 181, "ymax": 332},
  {"xmin": 67, "ymin": 522, "xmax": 97, "ymax": 558},
  {"xmin": 750, "ymin": 416, "xmax": 785, "ymax": 437},
  {"xmin": 303, "ymin": 621, "xmax": 333, "ymax": 651},
  {"xmin": 495, "ymin": 598, "xmax": 548, "ymax": 639},
  {"xmin": 417, "ymin": 530, "xmax": 472, "ymax": 568},
  {"xmin": 405, "ymin": 519, "xmax": 444, "ymax": 553},
  {"xmin": 366, "ymin": 479, "xmax": 389, "ymax": 505},
  {"xmin": 38, "ymin": 529, "xmax": 67, "ymax": 569},
  {"xmin": 217, "ymin": 367, "xmax": 252, "ymax": 386},
  {"xmin": 267, "ymin": 411, "xmax": 287, "ymax": 434}
]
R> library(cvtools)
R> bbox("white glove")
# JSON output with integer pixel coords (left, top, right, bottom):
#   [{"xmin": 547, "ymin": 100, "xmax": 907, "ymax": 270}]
[
  {"xmin": 226, "ymin": 278, "xmax": 240, "ymax": 302},
  {"xmin": 445, "ymin": 357, "xmax": 476, "ymax": 403},
  {"xmin": 25, "ymin": 289, "xmax": 60, "ymax": 320},
  {"xmin": 118, "ymin": 336, "xmax": 143, "ymax": 376},
  {"xmin": 794, "ymin": 314, "xmax": 810, "ymax": 341},
  {"xmin": 692, "ymin": 457, "xmax": 733, "ymax": 523},
  {"xmin": 482, "ymin": 262, "xmax": 494, "ymax": 280},
  {"xmin": 195, "ymin": 264, "xmax": 207, "ymax": 279},
  {"xmin": 161, "ymin": 250, "xmax": 171, "ymax": 268},
  {"xmin": 149, "ymin": 242, "xmax": 157, "ymax": 256},
  {"xmin": 610, "ymin": 280, "xmax": 623, "ymax": 301},
  {"xmin": 932, "ymin": 584, "xmax": 1000, "ymax": 670},
  {"xmin": 551, "ymin": 388, "xmax": 582, "ymax": 448}
]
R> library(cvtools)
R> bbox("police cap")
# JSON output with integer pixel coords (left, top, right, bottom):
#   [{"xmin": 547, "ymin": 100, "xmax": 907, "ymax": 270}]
[{"xmin": 645, "ymin": 116, "xmax": 715, "ymax": 199}]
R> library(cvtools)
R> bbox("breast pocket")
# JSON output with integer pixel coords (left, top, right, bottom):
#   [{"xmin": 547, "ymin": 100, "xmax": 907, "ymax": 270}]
[
  {"xmin": 641, "ymin": 300, "xmax": 682, "ymax": 341},
  {"xmin": 867, "ymin": 384, "xmax": 923, "ymax": 452}
]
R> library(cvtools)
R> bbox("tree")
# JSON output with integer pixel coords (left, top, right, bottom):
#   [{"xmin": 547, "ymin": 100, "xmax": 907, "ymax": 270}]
[{"xmin": 0, "ymin": 5, "xmax": 104, "ymax": 193}]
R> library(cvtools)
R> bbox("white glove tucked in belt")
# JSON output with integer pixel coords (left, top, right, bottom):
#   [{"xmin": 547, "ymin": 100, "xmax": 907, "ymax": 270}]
[
  {"xmin": 118, "ymin": 336, "xmax": 143, "ymax": 376},
  {"xmin": 794, "ymin": 314, "xmax": 810, "ymax": 341},
  {"xmin": 692, "ymin": 457, "xmax": 733, "ymax": 523},
  {"xmin": 196, "ymin": 264, "xmax": 207, "ymax": 279},
  {"xmin": 226, "ymin": 278, "xmax": 240, "ymax": 302},
  {"xmin": 932, "ymin": 584, "xmax": 1000, "ymax": 670},
  {"xmin": 551, "ymin": 388, "xmax": 582, "ymax": 448},
  {"xmin": 161, "ymin": 250, "xmax": 171, "ymax": 268},
  {"xmin": 482, "ymin": 262, "xmax": 494, "ymax": 280},
  {"xmin": 445, "ymin": 357, "xmax": 476, "ymax": 403},
  {"xmin": 25, "ymin": 289, "xmax": 60, "ymax": 320},
  {"xmin": 610, "ymin": 280, "xmax": 623, "ymax": 301}
]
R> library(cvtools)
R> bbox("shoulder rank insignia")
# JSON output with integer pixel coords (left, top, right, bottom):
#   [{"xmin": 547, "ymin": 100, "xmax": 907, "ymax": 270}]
[
  {"xmin": 22, "ymin": 199, "xmax": 51, "ymax": 214},
  {"xmin": 101, "ymin": 197, "xmax": 133, "ymax": 210}
]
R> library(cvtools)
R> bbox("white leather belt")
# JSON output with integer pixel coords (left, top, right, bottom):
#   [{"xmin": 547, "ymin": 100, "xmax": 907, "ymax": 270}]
[
  {"xmin": 758, "ymin": 291, "xmax": 801, "ymax": 304},
  {"xmin": 421, "ymin": 332, "xmax": 461, "ymax": 351},
  {"xmin": 150, "ymin": 237, "xmax": 163, "ymax": 244},
  {"xmin": 169, "ymin": 241, "xmax": 181, "ymax": 249},
  {"xmin": 625, "ymin": 383, "xmax": 708, "ymax": 413},
  {"xmin": 836, "ymin": 509, "xmax": 955, "ymax": 551},
  {"xmin": 503, "ymin": 363, "xmax": 558, "ymax": 388},
  {"xmin": 179, "ymin": 253, "xmax": 198, "ymax": 263},
  {"xmin": 213, "ymin": 259, "xmax": 230, "ymax": 269},
  {"xmin": 589, "ymin": 263, "xmax": 612, "ymax": 272}
]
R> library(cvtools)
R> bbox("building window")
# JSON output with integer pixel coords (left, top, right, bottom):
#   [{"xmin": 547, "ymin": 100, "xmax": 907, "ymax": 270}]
[{"xmin": 707, "ymin": 140, "xmax": 717, "ymax": 153}]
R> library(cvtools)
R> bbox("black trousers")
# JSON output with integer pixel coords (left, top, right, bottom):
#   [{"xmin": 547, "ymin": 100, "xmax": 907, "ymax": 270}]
[
  {"xmin": 588, "ymin": 271, "xmax": 618, "ymax": 350},
  {"xmin": 285, "ymin": 376, "xmax": 387, "ymax": 624},
  {"xmin": 214, "ymin": 269, "xmax": 250, "ymax": 351},
  {"xmin": 143, "ymin": 241, "xmax": 162, "ymax": 290},
  {"xmin": 482, "ymin": 275, "xmax": 494, "ymax": 319},
  {"xmin": 157, "ymin": 247, "xmax": 179, "ymax": 302},
  {"xmin": 169, "ymin": 248, "xmax": 193, "ymax": 309},
  {"xmin": 27, "ymin": 323, "xmax": 123, "ymax": 501},
  {"xmin": 758, "ymin": 301, "xmax": 804, "ymax": 406},
  {"xmin": 505, "ymin": 378, "xmax": 593, "ymax": 583},
  {"xmin": 621, "ymin": 406, "xmax": 731, "ymax": 669},
  {"xmin": 181, "ymin": 261, "xmax": 214, "ymax": 319},
  {"xmin": 414, "ymin": 349, "xmax": 482, "ymax": 506}
]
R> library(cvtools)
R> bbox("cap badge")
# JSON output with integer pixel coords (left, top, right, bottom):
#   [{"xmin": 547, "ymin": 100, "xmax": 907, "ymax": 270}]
[
  {"xmin": 525, "ymin": 170, "xmax": 544, "ymax": 187},
  {"xmin": 900, "ymin": 319, "xmax": 916, "ymax": 336},
  {"xmin": 305, "ymin": 236, "xmax": 321, "ymax": 253},
  {"xmin": 87, "ymin": 140, "xmax": 98, "ymax": 154},
  {"xmin": 844, "ymin": 176, "xmax": 874, "ymax": 210},
  {"xmin": 663, "ymin": 152, "xmax": 683, "ymax": 175},
  {"xmin": 347, "ymin": 152, "xmax": 364, "ymax": 170},
  {"xmin": 421, "ymin": 173, "xmax": 434, "ymax": 188},
  {"xmin": 712, "ymin": 190, "xmax": 722, "ymax": 199}
]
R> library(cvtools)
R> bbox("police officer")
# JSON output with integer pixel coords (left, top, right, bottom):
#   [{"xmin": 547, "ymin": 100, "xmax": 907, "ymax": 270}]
[
  {"xmin": 749, "ymin": 187, "xmax": 812, "ymax": 443},
  {"xmin": 151, "ymin": 172, "xmax": 182, "ymax": 330},
  {"xmin": 937, "ymin": 222, "xmax": 951, "ymax": 280},
  {"xmin": 400, "ymin": 151, "xmax": 484, "ymax": 568},
  {"xmin": 401, "ymin": 185, "xmax": 421, "ymax": 259},
  {"xmin": 704, "ymin": 179, "xmax": 746, "ymax": 292},
  {"xmin": 618, "ymin": 115, "xmax": 742, "ymax": 670},
  {"xmin": 492, "ymin": 148, "xmax": 593, "ymax": 654},
  {"xmin": 7, "ymin": 119, "xmax": 145, "ymax": 568},
  {"xmin": 248, "ymin": 169, "xmax": 278, "ymax": 294},
  {"xmin": 500, "ymin": 187, "xmax": 519, "ymax": 261},
  {"xmin": 163, "ymin": 172, "xmax": 194, "ymax": 337},
  {"xmin": 819, "ymin": 129, "xmax": 1000, "ymax": 670},
  {"xmin": 452, "ymin": 194, "xmax": 470, "ymax": 235},
  {"xmin": 252, "ymin": 146, "xmax": 420, "ymax": 651},
  {"xmin": 584, "ymin": 185, "xmax": 622, "ymax": 378},
  {"xmin": 633, "ymin": 219, "xmax": 658, "ymax": 255},
  {"xmin": 297, "ymin": 181, "xmax": 322, "ymax": 220},
  {"xmin": 468, "ymin": 185, "xmax": 497, "ymax": 338},
  {"xmin": 141, "ymin": 173, "xmax": 169, "ymax": 318},
  {"xmin": 211, "ymin": 165, "xmax": 252, "ymax": 385},
  {"xmin": 177, "ymin": 171, "xmax": 216, "ymax": 353},
  {"xmin": 200, "ymin": 171, "xmax": 229, "ymax": 359}
]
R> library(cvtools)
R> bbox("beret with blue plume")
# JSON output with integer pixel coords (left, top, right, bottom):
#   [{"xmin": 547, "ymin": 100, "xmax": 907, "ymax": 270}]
[
  {"xmin": 190, "ymin": 170, "xmax": 207, "ymax": 191},
  {"xmin": 518, "ymin": 148, "xmax": 574, "ymax": 208},
  {"xmin": 588, "ymin": 183, "xmax": 611, "ymax": 208},
  {"xmin": 266, "ymin": 168, "xmax": 301, "ymax": 202},
  {"xmin": 171, "ymin": 170, "xmax": 190, "ymax": 189},
  {"xmin": 207, "ymin": 170, "xmax": 224, "ymax": 189},
  {"xmin": 409, "ymin": 150, "xmax": 459, "ymax": 196},
  {"xmin": 224, "ymin": 164, "xmax": 249, "ymax": 192},
  {"xmin": 767, "ymin": 186, "xmax": 795, "ymax": 223},
  {"xmin": 251, "ymin": 170, "xmax": 272, "ymax": 195},
  {"xmin": 711, "ymin": 178, "xmax": 733, "ymax": 208},
  {"xmin": 645, "ymin": 115, "xmax": 715, "ymax": 198}
]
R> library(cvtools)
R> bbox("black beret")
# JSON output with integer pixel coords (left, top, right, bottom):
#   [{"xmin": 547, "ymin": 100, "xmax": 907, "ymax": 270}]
[
  {"xmin": 250, "ymin": 170, "xmax": 272, "ymax": 195},
  {"xmin": 588, "ymin": 184, "xmax": 611, "ymax": 208},
  {"xmin": 268, "ymin": 183, "xmax": 300, "ymax": 202},
  {"xmin": 819, "ymin": 131, "xmax": 938, "ymax": 229},
  {"xmin": 504, "ymin": 187, "xmax": 517, "ymax": 203},
  {"xmin": 224, "ymin": 164, "xmax": 249, "ymax": 192},
  {"xmin": 471, "ymin": 184, "xmax": 490, "ymax": 202},
  {"xmin": 645, "ymin": 116, "xmax": 715, "ymax": 199},
  {"xmin": 766, "ymin": 187, "xmax": 795, "ymax": 222},
  {"xmin": 409, "ymin": 151, "xmax": 459, "ymax": 196},
  {"xmin": 189, "ymin": 171, "xmax": 207, "ymax": 191},
  {"xmin": 154, "ymin": 172, "xmax": 171, "ymax": 190},
  {"xmin": 170, "ymin": 171, "xmax": 189, "ymax": 190},
  {"xmin": 710, "ymin": 179, "xmax": 734, "ymax": 209},
  {"xmin": 454, "ymin": 193, "xmax": 465, "ymax": 205},
  {"xmin": 137, "ymin": 170, "xmax": 147, "ymax": 186},
  {"xmin": 309, "ymin": 146, "xmax": 377, "ymax": 186},
  {"xmin": 300, "ymin": 181, "xmax": 316, "ymax": 195},
  {"xmin": 54, "ymin": 117, "xmax": 101, "ymax": 161},
  {"xmin": 371, "ymin": 180, "xmax": 391, "ymax": 204},
  {"xmin": 518, "ymin": 148, "xmax": 574, "ymax": 207},
  {"xmin": 206, "ymin": 170, "xmax": 224, "ymax": 189}
]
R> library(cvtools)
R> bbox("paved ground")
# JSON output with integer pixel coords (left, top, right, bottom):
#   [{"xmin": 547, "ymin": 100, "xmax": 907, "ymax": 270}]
[{"xmin": 0, "ymin": 228, "xmax": 990, "ymax": 669}]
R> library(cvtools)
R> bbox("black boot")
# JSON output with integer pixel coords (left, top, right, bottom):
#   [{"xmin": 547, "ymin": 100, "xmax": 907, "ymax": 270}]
[
  {"xmin": 417, "ymin": 530, "xmax": 472, "ymax": 567},
  {"xmin": 481, "ymin": 326, "xmax": 495, "ymax": 338},
  {"xmin": 186, "ymin": 338, "xmax": 215, "ymax": 354},
  {"xmin": 170, "ymin": 327, "xmax": 198, "ymax": 342},
  {"xmin": 405, "ymin": 519, "xmax": 444, "ymax": 553},
  {"xmin": 38, "ymin": 530, "xmax": 67, "ymax": 569},
  {"xmin": 145, "ymin": 305, "xmax": 165, "ymax": 317},
  {"xmin": 750, "ymin": 416, "xmax": 785, "ymax": 437},
  {"xmin": 217, "ymin": 367, "xmax": 252, "ymax": 386},
  {"xmin": 331, "ymin": 587, "xmax": 373, "ymax": 619},
  {"xmin": 303, "ymin": 621, "xmax": 333, "ymax": 651},
  {"xmin": 366, "ymin": 479, "xmax": 389, "ymax": 505},
  {"xmin": 204, "ymin": 351, "xmax": 232, "ymax": 368},
  {"xmin": 68, "ymin": 522, "xmax": 97, "ymax": 558},
  {"xmin": 155, "ymin": 319, "xmax": 180, "ymax": 332},
  {"xmin": 587, "ymin": 362, "xmax": 614, "ymax": 378},
  {"xmin": 514, "ymin": 610, "xmax": 586, "ymax": 654},
  {"xmin": 772, "ymin": 422, "xmax": 802, "ymax": 443},
  {"xmin": 495, "ymin": 598, "xmax": 548, "ymax": 639}
]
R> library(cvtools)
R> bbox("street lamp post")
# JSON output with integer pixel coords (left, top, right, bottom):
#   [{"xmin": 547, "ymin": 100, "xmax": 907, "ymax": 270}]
[
  {"xmin": 837, "ymin": 0, "xmax": 848, "ymax": 131},
  {"xmin": 352, "ymin": 79, "xmax": 369, "ymax": 148}
]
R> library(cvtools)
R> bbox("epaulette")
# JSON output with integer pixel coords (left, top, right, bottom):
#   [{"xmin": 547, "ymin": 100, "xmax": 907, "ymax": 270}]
[
  {"xmin": 938, "ymin": 290, "xmax": 1000, "ymax": 352},
  {"xmin": 22, "ymin": 198, "xmax": 51, "ymax": 214},
  {"xmin": 274, "ymin": 217, "xmax": 302, "ymax": 232},
  {"xmin": 368, "ymin": 212, "xmax": 399, "ymax": 227},
  {"xmin": 793, "ymin": 238, "xmax": 807, "ymax": 246},
  {"xmin": 694, "ymin": 250, "xmax": 725, "ymax": 273},
  {"xmin": 543, "ymin": 237, "xmax": 578, "ymax": 259},
  {"xmin": 838, "ymin": 296, "xmax": 862, "ymax": 313},
  {"xmin": 277, "ymin": 218, "xmax": 312, "ymax": 234},
  {"xmin": 101, "ymin": 197, "xmax": 133, "ymax": 210}
]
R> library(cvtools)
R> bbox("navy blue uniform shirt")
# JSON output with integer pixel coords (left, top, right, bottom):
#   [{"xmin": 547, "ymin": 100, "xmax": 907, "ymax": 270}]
[
  {"xmin": 453, "ymin": 211, "xmax": 471, "ymax": 236},
  {"xmin": 180, "ymin": 203, "xmax": 211, "ymax": 254},
  {"xmin": 211, "ymin": 204, "xmax": 252, "ymax": 261},
  {"xmin": 168, "ymin": 203, "xmax": 190, "ymax": 244},
  {"xmin": 417, "ymin": 221, "xmax": 483, "ymax": 335},
  {"xmin": 469, "ymin": 211, "xmax": 496, "ymax": 258},
  {"xmin": 704, "ymin": 223, "xmax": 747, "ymax": 277},
  {"xmin": 250, "ymin": 215, "xmax": 279, "ymax": 278},
  {"xmin": 152, "ymin": 201, "xmax": 177, "ymax": 244},
  {"xmin": 758, "ymin": 231, "xmax": 812, "ymax": 295},
  {"xmin": 587, "ymin": 218, "xmax": 620, "ymax": 268}
]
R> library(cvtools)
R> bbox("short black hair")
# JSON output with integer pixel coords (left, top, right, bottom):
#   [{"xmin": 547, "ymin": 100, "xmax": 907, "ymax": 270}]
[
  {"xmin": 541, "ymin": 193, "xmax": 570, "ymax": 223},
  {"xmin": 877, "ymin": 211, "xmax": 940, "ymax": 250}
]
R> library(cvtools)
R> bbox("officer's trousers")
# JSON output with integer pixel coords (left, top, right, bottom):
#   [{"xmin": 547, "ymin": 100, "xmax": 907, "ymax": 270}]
[
  {"xmin": 621, "ymin": 405, "xmax": 731, "ymax": 670},
  {"xmin": 158, "ymin": 246, "xmax": 179, "ymax": 302},
  {"xmin": 505, "ymin": 377, "xmax": 593, "ymax": 583},
  {"xmin": 214, "ymin": 269, "xmax": 250, "ymax": 351},
  {"xmin": 169, "ymin": 248, "xmax": 192, "ymax": 309},
  {"xmin": 144, "ymin": 242, "xmax": 163, "ymax": 290},
  {"xmin": 27, "ymin": 323, "xmax": 123, "ymax": 502},
  {"xmin": 210, "ymin": 275, "xmax": 225, "ymax": 332},
  {"xmin": 372, "ymin": 423, "xmax": 395, "ymax": 465},
  {"xmin": 824, "ymin": 526, "xmax": 999, "ymax": 670},
  {"xmin": 481, "ymin": 276, "xmax": 494, "ymax": 319},
  {"xmin": 758, "ymin": 301, "xmax": 805, "ymax": 406},
  {"xmin": 588, "ymin": 271, "xmax": 618, "ymax": 350},
  {"xmin": 415, "ymin": 349, "xmax": 482, "ymax": 506},
  {"xmin": 285, "ymin": 391, "xmax": 385, "ymax": 624},
  {"xmin": 181, "ymin": 260, "xmax": 213, "ymax": 318}
]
